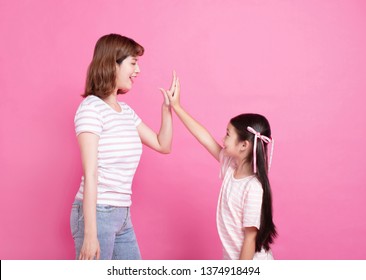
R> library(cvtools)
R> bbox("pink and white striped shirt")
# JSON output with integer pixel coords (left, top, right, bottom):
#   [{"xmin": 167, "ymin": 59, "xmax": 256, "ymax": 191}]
[
  {"xmin": 74, "ymin": 95, "xmax": 142, "ymax": 207},
  {"xmin": 217, "ymin": 150, "xmax": 274, "ymax": 260}
]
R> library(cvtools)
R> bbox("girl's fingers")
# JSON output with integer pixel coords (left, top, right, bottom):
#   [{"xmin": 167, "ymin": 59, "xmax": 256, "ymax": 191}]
[
  {"xmin": 174, "ymin": 78, "xmax": 180, "ymax": 97},
  {"xmin": 169, "ymin": 70, "xmax": 177, "ymax": 92}
]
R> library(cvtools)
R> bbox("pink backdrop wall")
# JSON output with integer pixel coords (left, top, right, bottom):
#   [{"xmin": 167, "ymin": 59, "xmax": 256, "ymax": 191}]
[{"xmin": 1, "ymin": 0, "xmax": 365, "ymax": 260}]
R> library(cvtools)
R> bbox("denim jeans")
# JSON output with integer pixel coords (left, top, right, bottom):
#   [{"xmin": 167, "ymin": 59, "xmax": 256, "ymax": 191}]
[{"xmin": 70, "ymin": 200, "xmax": 141, "ymax": 260}]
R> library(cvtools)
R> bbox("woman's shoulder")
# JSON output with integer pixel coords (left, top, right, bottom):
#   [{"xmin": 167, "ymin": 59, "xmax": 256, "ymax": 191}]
[
  {"xmin": 119, "ymin": 101, "xmax": 134, "ymax": 111},
  {"xmin": 119, "ymin": 102, "xmax": 140, "ymax": 119},
  {"xmin": 76, "ymin": 95, "xmax": 105, "ymax": 112},
  {"xmin": 80, "ymin": 95, "xmax": 102, "ymax": 106}
]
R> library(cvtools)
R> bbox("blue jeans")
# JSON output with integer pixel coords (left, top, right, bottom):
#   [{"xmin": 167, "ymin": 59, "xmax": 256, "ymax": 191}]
[{"xmin": 70, "ymin": 200, "xmax": 141, "ymax": 260}]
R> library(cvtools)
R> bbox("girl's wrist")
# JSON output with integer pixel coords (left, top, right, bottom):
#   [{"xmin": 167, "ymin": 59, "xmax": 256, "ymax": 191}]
[{"xmin": 172, "ymin": 103, "xmax": 182, "ymax": 112}]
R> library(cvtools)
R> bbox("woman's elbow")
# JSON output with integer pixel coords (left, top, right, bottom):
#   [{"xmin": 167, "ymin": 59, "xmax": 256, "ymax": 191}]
[
  {"xmin": 160, "ymin": 147, "xmax": 171, "ymax": 154},
  {"xmin": 159, "ymin": 145, "xmax": 172, "ymax": 154}
]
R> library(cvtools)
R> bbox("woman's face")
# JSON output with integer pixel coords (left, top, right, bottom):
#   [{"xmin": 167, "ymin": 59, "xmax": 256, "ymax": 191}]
[{"xmin": 115, "ymin": 56, "xmax": 140, "ymax": 93}]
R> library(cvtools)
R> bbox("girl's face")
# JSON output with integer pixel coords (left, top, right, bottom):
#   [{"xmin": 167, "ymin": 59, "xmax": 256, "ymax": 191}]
[
  {"xmin": 115, "ymin": 56, "xmax": 140, "ymax": 93},
  {"xmin": 222, "ymin": 123, "xmax": 243, "ymax": 158}
]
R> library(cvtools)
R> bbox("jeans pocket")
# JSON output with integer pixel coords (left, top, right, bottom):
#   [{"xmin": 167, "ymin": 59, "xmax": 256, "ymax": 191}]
[
  {"xmin": 96, "ymin": 204, "xmax": 114, "ymax": 213},
  {"xmin": 70, "ymin": 204, "xmax": 81, "ymax": 237}
]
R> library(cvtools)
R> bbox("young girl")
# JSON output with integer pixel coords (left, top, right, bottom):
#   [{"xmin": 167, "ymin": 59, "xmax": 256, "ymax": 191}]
[
  {"xmin": 164, "ymin": 79, "xmax": 277, "ymax": 260},
  {"xmin": 70, "ymin": 34, "xmax": 176, "ymax": 260}
]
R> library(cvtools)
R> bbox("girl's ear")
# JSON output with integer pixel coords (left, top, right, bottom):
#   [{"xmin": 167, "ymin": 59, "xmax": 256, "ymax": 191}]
[{"xmin": 240, "ymin": 140, "xmax": 251, "ymax": 151}]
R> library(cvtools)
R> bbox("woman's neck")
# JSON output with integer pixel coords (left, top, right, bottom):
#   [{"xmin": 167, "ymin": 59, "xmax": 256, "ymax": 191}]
[
  {"xmin": 103, "ymin": 93, "xmax": 121, "ymax": 112},
  {"xmin": 103, "ymin": 92, "xmax": 118, "ymax": 104}
]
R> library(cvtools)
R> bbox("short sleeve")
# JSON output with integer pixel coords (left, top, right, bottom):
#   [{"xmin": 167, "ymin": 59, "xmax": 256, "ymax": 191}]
[
  {"xmin": 243, "ymin": 179, "xmax": 263, "ymax": 229},
  {"xmin": 219, "ymin": 149, "xmax": 233, "ymax": 180},
  {"xmin": 131, "ymin": 108, "xmax": 142, "ymax": 127},
  {"xmin": 74, "ymin": 104, "xmax": 103, "ymax": 136}
]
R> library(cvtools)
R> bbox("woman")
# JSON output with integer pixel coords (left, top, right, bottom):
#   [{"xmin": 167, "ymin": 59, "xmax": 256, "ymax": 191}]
[{"xmin": 70, "ymin": 34, "xmax": 176, "ymax": 260}]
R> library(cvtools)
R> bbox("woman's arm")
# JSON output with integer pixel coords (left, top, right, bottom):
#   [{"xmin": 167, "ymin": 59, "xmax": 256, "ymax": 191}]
[
  {"xmin": 77, "ymin": 132, "xmax": 100, "ymax": 260},
  {"xmin": 137, "ymin": 104, "xmax": 172, "ymax": 153},
  {"xmin": 137, "ymin": 72, "xmax": 176, "ymax": 153},
  {"xmin": 239, "ymin": 227, "xmax": 258, "ymax": 260},
  {"xmin": 166, "ymin": 78, "xmax": 222, "ymax": 161}
]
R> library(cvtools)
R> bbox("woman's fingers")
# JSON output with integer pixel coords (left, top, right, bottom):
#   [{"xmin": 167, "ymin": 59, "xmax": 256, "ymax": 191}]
[{"xmin": 159, "ymin": 88, "xmax": 170, "ymax": 105}]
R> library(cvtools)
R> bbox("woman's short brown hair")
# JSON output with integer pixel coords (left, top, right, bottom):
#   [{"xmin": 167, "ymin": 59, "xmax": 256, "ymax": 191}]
[{"xmin": 83, "ymin": 34, "xmax": 144, "ymax": 98}]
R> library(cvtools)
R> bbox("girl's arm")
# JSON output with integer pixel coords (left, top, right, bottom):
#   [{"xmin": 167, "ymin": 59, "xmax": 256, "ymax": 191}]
[
  {"xmin": 166, "ymin": 78, "xmax": 222, "ymax": 161},
  {"xmin": 77, "ymin": 132, "xmax": 101, "ymax": 260},
  {"xmin": 239, "ymin": 227, "xmax": 258, "ymax": 260},
  {"xmin": 137, "ymin": 72, "xmax": 176, "ymax": 154}
]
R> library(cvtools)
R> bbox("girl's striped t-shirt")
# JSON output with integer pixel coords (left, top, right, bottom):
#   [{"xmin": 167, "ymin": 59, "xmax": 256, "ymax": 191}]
[
  {"xmin": 217, "ymin": 150, "xmax": 273, "ymax": 260},
  {"xmin": 74, "ymin": 95, "xmax": 142, "ymax": 207}
]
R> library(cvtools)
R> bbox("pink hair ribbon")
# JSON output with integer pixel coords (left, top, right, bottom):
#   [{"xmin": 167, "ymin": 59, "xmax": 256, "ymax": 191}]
[{"xmin": 247, "ymin": 126, "xmax": 274, "ymax": 173}]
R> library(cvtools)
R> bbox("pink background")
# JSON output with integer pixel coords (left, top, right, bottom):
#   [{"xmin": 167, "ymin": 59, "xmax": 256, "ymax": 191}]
[{"xmin": 1, "ymin": 0, "xmax": 366, "ymax": 260}]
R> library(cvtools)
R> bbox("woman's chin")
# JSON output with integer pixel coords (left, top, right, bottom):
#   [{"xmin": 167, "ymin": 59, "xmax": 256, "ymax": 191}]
[{"xmin": 117, "ymin": 88, "xmax": 130, "ymax": 94}]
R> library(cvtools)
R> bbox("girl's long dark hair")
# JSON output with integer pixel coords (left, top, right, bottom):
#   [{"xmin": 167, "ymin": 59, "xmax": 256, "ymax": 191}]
[{"xmin": 230, "ymin": 113, "xmax": 277, "ymax": 252}]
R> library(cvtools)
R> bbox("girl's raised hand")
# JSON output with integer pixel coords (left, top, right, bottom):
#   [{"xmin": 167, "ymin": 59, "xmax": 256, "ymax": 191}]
[
  {"xmin": 166, "ymin": 76, "xmax": 180, "ymax": 109},
  {"xmin": 159, "ymin": 71, "xmax": 177, "ymax": 106}
]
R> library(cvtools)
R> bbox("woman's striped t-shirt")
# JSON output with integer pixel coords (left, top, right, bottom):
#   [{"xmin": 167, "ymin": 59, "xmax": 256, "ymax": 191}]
[{"xmin": 74, "ymin": 95, "xmax": 142, "ymax": 207}]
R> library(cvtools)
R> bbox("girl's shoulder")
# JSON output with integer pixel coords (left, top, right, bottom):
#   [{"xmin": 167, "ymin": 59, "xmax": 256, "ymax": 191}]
[{"xmin": 245, "ymin": 176, "xmax": 263, "ymax": 194}]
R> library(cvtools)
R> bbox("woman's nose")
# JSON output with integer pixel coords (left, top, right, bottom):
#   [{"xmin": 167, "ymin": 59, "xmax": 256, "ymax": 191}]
[{"xmin": 135, "ymin": 63, "xmax": 140, "ymax": 73}]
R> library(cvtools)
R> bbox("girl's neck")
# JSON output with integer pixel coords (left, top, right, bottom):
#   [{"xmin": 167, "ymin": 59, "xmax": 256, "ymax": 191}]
[{"xmin": 233, "ymin": 159, "xmax": 254, "ymax": 179}]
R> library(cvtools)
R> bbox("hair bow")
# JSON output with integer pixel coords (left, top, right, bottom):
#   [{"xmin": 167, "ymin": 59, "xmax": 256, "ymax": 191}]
[{"xmin": 247, "ymin": 126, "xmax": 274, "ymax": 173}]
